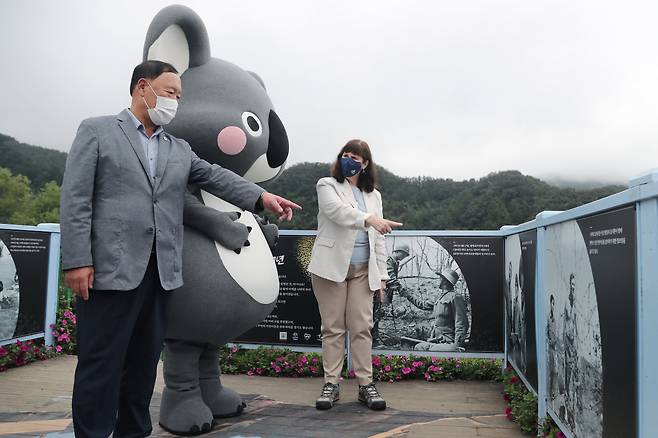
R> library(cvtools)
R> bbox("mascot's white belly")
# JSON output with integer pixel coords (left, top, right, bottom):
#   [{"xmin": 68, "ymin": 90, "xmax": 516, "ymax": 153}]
[{"xmin": 201, "ymin": 190, "xmax": 279, "ymax": 305}]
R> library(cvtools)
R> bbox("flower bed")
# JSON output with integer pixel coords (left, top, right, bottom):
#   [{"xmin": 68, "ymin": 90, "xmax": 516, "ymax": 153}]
[
  {"xmin": 0, "ymin": 297, "xmax": 75, "ymax": 372},
  {"xmin": 0, "ymin": 339, "xmax": 57, "ymax": 371},
  {"xmin": 502, "ymin": 366, "xmax": 564, "ymax": 437},
  {"xmin": 219, "ymin": 345, "xmax": 502, "ymax": 382}
]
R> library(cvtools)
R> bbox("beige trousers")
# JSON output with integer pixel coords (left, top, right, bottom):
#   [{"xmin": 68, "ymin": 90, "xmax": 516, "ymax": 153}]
[{"xmin": 311, "ymin": 263, "xmax": 374, "ymax": 386}]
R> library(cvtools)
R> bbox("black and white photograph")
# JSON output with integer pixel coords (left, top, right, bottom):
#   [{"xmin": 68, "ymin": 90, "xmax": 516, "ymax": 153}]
[
  {"xmin": 576, "ymin": 207, "xmax": 637, "ymax": 437},
  {"xmin": 545, "ymin": 219, "xmax": 604, "ymax": 437},
  {"xmin": 0, "ymin": 230, "xmax": 50, "ymax": 341},
  {"xmin": 373, "ymin": 235, "xmax": 504, "ymax": 353},
  {"xmin": 544, "ymin": 206, "xmax": 638, "ymax": 438},
  {"xmin": 504, "ymin": 230, "xmax": 537, "ymax": 391},
  {"xmin": 0, "ymin": 237, "xmax": 20, "ymax": 341},
  {"xmin": 373, "ymin": 236, "xmax": 472, "ymax": 352}
]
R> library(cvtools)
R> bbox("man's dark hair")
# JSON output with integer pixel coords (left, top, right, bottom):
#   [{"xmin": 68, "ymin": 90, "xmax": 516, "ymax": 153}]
[
  {"xmin": 330, "ymin": 139, "xmax": 378, "ymax": 193},
  {"xmin": 129, "ymin": 60, "xmax": 178, "ymax": 95}
]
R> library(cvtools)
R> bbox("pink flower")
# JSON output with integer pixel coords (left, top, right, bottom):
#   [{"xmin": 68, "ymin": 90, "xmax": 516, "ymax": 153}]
[
  {"xmin": 412, "ymin": 361, "xmax": 423, "ymax": 368},
  {"xmin": 312, "ymin": 357, "xmax": 319, "ymax": 364},
  {"xmin": 456, "ymin": 364, "xmax": 461, "ymax": 369},
  {"xmin": 0, "ymin": 346, "xmax": 6, "ymax": 357},
  {"xmin": 49, "ymin": 324, "xmax": 55, "ymax": 329},
  {"xmin": 503, "ymin": 393, "xmax": 511, "ymax": 402},
  {"xmin": 431, "ymin": 357, "xmax": 438, "ymax": 363},
  {"xmin": 402, "ymin": 367, "xmax": 412, "ymax": 375},
  {"xmin": 231, "ymin": 346, "xmax": 238, "ymax": 353},
  {"xmin": 310, "ymin": 366, "xmax": 318, "ymax": 374},
  {"xmin": 384, "ymin": 365, "xmax": 392, "ymax": 372},
  {"xmin": 247, "ymin": 370, "xmax": 254, "ymax": 376},
  {"xmin": 372, "ymin": 356, "xmax": 382, "ymax": 367},
  {"xmin": 348, "ymin": 369, "xmax": 356, "ymax": 378},
  {"xmin": 273, "ymin": 365, "xmax": 282, "ymax": 373},
  {"xmin": 439, "ymin": 367, "xmax": 443, "ymax": 372},
  {"xmin": 61, "ymin": 319, "xmax": 68, "ymax": 326},
  {"xmin": 510, "ymin": 376, "xmax": 519, "ymax": 384},
  {"xmin": 20, "ymin": 344, "xmax": 29, "ymax": 352},
  {"xmin": 505, "ymin": 407, "xmax": 513, "ymax": 420},
  {"xmin": 276, "ymin": 356, "xmax": 285, "ymax": 362},
  {"xmin": 55, "ymin": 345, "xmax": 63, "ymax": 353},
  {"xmin": 557, "ymin": 433, "xmax": 566, "ymax": 438},
  {"xmin": 256, "ymin": 367, "xmax": 264, "ymax": 375},
  {"xmin": 300, "ymin": 356, "xmax": 308, "ymax": 364}
]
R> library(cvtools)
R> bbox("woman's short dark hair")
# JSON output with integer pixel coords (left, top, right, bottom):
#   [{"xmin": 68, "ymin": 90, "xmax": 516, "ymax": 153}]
[
  {"xmin": 330, "ymin": 139, "xmax": 378, "ymax": 193},
  {"xmin": 129, "ymin": 60, "xmax": 179, "ymax": 95}
]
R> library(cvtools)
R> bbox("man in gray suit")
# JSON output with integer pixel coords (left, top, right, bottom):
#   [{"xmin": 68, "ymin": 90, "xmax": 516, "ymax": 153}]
[{"xmin": 60, "ymin": 60, "xmax": 300, "ymax": 438}]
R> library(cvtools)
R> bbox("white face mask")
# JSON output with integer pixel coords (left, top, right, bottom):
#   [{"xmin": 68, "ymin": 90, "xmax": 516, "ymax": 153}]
[{"xmin": 143, "ymin": 81, "xmax": 178, "ymax": 126}]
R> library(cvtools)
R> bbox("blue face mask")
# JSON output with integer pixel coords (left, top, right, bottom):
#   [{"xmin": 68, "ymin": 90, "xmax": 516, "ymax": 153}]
[{"xmin": 341, "ymin": 156, "xmax": 363, "ymax": 177}]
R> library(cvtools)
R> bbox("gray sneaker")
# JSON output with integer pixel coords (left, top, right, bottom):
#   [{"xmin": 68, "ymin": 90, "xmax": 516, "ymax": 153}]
[
  {"xmin": 358, "ymin": 382, "xmax": 386, "ymax": 410},
  {"xmin": 316, "ymin": 383, "xmax": 340, "ymax": 410}
]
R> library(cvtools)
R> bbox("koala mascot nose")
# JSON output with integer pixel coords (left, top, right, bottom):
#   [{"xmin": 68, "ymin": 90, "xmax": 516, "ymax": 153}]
[
  {"xmin": 217, "ymin": 126, "xmax": 247, "ymax": 155},
  {"xmin": 266, "ymin": 109, "xmax": 288, "ymax": 168}
]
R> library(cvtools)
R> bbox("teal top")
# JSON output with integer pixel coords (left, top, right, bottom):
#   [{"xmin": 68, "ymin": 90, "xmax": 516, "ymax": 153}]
[{"xmin": 350, "ymin": 185, "xmax": 370, "ymax": 264}]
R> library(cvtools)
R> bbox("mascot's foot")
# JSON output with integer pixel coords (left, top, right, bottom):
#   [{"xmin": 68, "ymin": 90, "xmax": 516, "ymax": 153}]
[
  {"xmin": 159, "ymin": 387, "xmax": 214, "ymax": 436},
  {"xmin": 200, "ymin": 379, "xmax": 246, "ymax": 418}
]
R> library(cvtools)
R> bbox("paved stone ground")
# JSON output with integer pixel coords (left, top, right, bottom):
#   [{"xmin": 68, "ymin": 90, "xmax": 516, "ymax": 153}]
[{"xmin": 0, "ymin": 356, "xmax": 524, "ymax": 437}]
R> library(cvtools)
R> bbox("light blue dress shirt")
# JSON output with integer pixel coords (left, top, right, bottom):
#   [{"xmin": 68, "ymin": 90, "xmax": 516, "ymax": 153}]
[
  {"xmin": 350, "ymin": 185, "xmax": 370, "ymax": 264},
  {"xmin": 126, "ymin": 109, "xmax": 164, "ymax": 180}
]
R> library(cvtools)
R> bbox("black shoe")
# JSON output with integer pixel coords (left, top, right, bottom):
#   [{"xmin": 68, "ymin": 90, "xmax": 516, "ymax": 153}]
[
  {"xmin": 316, "ymin": 383, "xmax": 340, "ymax": 410},
  {"xmin": 358, "ymin": 382, "xmax": 386, "ymax": 410}
]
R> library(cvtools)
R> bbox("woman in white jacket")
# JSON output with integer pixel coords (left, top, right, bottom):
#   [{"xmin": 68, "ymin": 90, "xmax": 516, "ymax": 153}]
[{"xmin": 308, "ymin": 139, "xmax": 402, "ymax": 411}]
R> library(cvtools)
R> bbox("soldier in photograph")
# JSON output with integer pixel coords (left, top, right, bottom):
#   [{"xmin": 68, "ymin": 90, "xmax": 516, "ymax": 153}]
[
  {"xmin": 399, "ymin": 269, "xmax": 469, "ymax": 352},
  {"xmin": 372, "ymin": 244, "xmax": 410, "ymax": 344},
  {"xmin": 562, "ymin": 272, "xmax": 579, "ymax": 426}
]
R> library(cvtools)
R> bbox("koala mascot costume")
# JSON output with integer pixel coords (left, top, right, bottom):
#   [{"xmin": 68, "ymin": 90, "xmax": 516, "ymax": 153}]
[{"xmin": 142, "ymin": 5, "xmax": 288, "ymax": 435}]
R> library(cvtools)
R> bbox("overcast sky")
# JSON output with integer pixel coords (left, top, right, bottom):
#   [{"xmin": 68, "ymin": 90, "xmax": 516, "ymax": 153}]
[{"xmin": 1, "ymin": 0, "xmax": 656, "ymax": 183}]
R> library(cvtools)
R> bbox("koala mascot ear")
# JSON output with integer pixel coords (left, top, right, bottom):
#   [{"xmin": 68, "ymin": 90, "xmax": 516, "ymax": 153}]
[{"xmin": 143, "ymin": 5, "xmax": 211, "ymax": 74}]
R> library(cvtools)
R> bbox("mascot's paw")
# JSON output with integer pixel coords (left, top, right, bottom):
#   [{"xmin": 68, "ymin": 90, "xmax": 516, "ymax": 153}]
[
  {"xmin": 223, "ymin": 219, "xmax": 251, "ymax": 252},
  {"xmin": 200, "ymin": 379, "xmax": 246, "ymax": 418},
  {"xmin": 254, "ymin": 215, "xmax": 279, "ymax": 250},
  {"xmin": 159, "ymin": 387, "xmax": 214, "ymax": 436}
]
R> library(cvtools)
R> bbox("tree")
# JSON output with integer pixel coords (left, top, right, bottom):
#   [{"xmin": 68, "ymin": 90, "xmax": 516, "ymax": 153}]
[
  {"xmin": 0, "ymin": 168, "xmax": 60, "ymax": 225},
  {"xmin": 0, "ymin": 168, "xmax": 33, "ymax": 224}
]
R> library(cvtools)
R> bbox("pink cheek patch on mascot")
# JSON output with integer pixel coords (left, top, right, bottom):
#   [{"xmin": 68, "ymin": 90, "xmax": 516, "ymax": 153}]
[
  {"xmin": 217, "ymin": 126, "xmax": 247, "ymax": 155},
  {"xmin": 142, "ymin": 4, "xmax": 288, "ymax": 435}
]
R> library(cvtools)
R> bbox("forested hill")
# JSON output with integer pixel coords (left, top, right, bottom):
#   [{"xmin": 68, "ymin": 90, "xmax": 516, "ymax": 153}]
[
  {"xmin": 0, "ymin": 133, "xmax": 67, "ymax": 190},
  {"xmin": 0, "ymin": 132, "xmax": 625, "ymax": 230},
  {"xmin": 262, "ymin": 163, "xmax": 625, "ymax": 230}
]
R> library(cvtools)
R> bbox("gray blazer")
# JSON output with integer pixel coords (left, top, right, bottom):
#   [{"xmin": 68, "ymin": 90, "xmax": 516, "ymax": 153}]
[{"xmin": 60, "ymin": 109, "xmax": 264, "ymax": 291}]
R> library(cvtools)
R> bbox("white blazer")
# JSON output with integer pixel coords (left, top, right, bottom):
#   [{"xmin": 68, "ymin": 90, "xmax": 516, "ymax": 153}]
[{"xmin": 308, "ymin": 177, "xmax": 389, "ymax": 291}]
